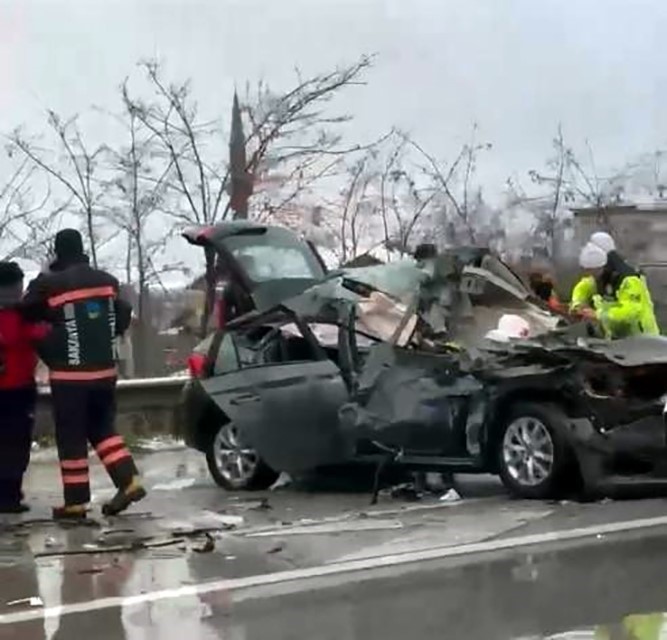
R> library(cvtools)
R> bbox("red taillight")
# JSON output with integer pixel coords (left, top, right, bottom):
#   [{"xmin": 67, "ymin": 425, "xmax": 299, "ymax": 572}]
[{"xmin": 187, "ymin": 353, "xmax": 209, "ymax": 379}]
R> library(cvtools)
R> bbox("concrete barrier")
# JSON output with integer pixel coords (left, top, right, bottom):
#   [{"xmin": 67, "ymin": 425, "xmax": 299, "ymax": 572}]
[{"xmin": 34, "ymin": 376, "xmax": 189, "ymax": 441}]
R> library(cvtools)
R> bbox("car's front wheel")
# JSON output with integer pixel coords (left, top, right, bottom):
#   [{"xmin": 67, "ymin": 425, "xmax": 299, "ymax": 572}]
[
  {"xmin": 205, "ymin": 421, "xmax": 279, "ymax": 491},
  {"xmin": 497, "ymin": 402, "xmax": 573, "ymax": 499}
]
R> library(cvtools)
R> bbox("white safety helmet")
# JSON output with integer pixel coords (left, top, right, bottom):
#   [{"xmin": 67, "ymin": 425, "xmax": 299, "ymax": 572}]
[
  {"xmin": 579, "ymin": 242, "xmax": 607, "ymax": 269},
  {"xmin": 589, "ymin": 231, "xmax": 616, "ymax": 255}
]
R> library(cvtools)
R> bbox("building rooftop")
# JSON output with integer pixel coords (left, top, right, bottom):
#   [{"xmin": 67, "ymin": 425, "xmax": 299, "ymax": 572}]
[{"xmin": 572, "ymin": 202, "xmax": 667, "ymax": 216}]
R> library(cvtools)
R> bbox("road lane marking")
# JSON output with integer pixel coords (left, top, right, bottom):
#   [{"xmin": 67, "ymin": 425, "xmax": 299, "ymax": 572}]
[{"xmin": 5, "ymin": 512, "xmax": 667, "ymax": 625}]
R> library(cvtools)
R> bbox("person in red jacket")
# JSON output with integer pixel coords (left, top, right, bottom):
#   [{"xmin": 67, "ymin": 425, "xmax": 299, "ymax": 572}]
[{"xmin": 0, "ymin": 261, "xmax": 48, "ymax": 513}]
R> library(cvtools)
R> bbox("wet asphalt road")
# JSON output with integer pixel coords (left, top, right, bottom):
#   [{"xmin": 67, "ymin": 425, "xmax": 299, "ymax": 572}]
[
  {"xmin": 8, "ymin": 522, "xmax": 667, "ymax": 639},
  {"xmin": 3, "ymin": 446, "xmax": 667, "ymax": 638}
]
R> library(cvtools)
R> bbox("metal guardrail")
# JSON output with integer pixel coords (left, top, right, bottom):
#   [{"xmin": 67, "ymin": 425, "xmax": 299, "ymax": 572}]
[{"xmin": 36, "ymin": 376, "xmax": 189, "ymax": 413}]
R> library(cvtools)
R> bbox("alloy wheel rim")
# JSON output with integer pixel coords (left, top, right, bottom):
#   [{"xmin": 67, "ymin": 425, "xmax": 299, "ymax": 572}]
[
  {"xmin": 213, "ymin": 423, "xmax": 259, "ymax": 487},
  {"xmin": 502, "ymin": 416, "xmax": 555, "ymax": 487}
]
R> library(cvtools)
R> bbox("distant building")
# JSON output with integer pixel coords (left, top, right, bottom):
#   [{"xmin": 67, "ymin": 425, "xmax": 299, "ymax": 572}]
[{"xmin": 572, "ymin": 203, "xmax": 667, "ymax": 264}]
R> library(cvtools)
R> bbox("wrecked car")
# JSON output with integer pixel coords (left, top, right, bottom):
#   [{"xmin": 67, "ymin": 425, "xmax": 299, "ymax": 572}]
[{"xmin": 179, "ymin": 222, "xmax": 667, "ymax": 499}]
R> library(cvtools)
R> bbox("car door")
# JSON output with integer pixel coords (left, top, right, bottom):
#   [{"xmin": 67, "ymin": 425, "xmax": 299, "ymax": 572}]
[{"xmin": 201, "ymin": 318, "xmax": 353, "ymax": 475}]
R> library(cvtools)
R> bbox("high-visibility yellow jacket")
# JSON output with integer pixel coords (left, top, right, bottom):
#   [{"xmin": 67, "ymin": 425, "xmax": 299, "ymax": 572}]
[
  {"xmin": 595, "ymin": 612, "xmax": 664, "ymax": 639},
  {"xmin": 569, "ymin": 274, "xmax": 659, "ymax": 338}
]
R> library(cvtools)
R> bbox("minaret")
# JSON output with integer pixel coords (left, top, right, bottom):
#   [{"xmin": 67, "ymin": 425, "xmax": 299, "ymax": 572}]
[{"xmin": 228, "ymin": 91, "xmax": 253, "ymax": 219}]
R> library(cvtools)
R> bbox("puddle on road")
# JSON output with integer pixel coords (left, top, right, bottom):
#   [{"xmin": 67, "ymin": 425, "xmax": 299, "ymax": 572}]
[{"xmin": 0, "ymin": 523, "xmax": 291, "ymax": 638}]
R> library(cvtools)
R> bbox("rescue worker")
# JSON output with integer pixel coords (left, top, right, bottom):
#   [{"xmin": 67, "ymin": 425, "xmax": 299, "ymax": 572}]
[
  {"xmin": 22, "ymin": 229, "xmax": 146, "ymax": 520},
  {"xmin": 414, "ymin": 243, "xmax": 437, "ymax": 263},
  {"xmin": 0, "ymin": 262, "xmax": 47, "ymax": 512},
  {"xmin": 414, "ymin": 243, "xmax": 438, "ymax": 278},
  {"xmin": 571, "ymin": 239, "xmax": 659, "ymax": 338},
  {"xmin": 575, "ymin": 231, "xmax": 659, "ymax": 336},
  {"xmin": 590, "ymin": 232, "xmax": 659, "ymax": 334},
  {"xmin": 528, "ymin": 270, "xmax": 562, "ymax": 312}
]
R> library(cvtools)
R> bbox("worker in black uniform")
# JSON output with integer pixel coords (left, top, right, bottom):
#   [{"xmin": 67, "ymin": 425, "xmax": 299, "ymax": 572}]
[{"xmin": 22, "ymin": 229, "xmax": 146, "ymax": 520}]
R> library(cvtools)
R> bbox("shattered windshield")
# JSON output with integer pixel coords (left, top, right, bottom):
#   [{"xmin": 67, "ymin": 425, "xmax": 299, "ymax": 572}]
[
  {"xmin": 341, "ymin": 260, "xmax": 427, "ymax": 302},
  {"xmin": 224, "ymin": 233, "xmax": 324, "ymax": 283}
]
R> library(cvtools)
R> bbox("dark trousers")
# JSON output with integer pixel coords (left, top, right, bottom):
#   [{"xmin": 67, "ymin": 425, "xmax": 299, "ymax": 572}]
[
  {"xmin": 50, "ymin": 380, "xmax": 138, "ymax": 506},
  {"xmin": 0, "ymin": 386, "xmax": 36, "ymax": 507}
]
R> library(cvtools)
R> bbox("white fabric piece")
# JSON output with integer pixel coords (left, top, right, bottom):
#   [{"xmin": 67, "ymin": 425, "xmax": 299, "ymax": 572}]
[
  {"xmin": 485, "ymin": 329, "xmax": 510, "ymax": 343},
  {"xmin": 485, "ymin": 313, "xmax": 530, "ymax": 342},
  {"xmin": 590, "ymin": 231, "xmax": 616, "ymax": 254},
  {"xmin": 497, "ymin": 313, "xmax": 530, "ymax": 338},
  {"xmin": 579, "ymin": 242, "xmax": 607, "ymax": 269}
]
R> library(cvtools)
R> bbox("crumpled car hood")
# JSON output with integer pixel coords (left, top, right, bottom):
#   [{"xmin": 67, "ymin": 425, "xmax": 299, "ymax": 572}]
[
  {"xmin": 564, "ymin": 335, "xmax": 667, "ymax": 367},
  {"xmin": 492, "ymin": 333, "xmax": 667, "ymax": 368}
]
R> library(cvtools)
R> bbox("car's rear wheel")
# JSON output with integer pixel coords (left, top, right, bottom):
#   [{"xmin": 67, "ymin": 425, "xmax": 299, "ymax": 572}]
[
  {"xmin": 497, "ymin": 402, "xmax": 573, "ymax": 499},
  {"xmin": 205, "ymin": 421, "xmax": 279, "ymax": 491}
]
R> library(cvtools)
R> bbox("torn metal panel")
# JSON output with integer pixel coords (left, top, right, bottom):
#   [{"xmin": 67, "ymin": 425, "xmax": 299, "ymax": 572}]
[
  {"xmin": 562, "ymin": 335, "xmax": 667, "ymax": 367},
  {"xmin": 356, "ymin": 291, "xmax": 418, "ymax": 347},
  {"xmin": 340, "ymin": 351, "xmax": 484, "ymax": 456}
]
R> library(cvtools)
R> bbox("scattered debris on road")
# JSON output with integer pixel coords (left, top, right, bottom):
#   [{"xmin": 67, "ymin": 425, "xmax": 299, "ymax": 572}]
[
  {"xmin": 152, "ymin": 478, "xmax": 197, "ymax": 491},
  {"xmin": 34, "ymin": 537, "xmax": 187, "ymax": 558},
  {"xmin": 270, "ymin": 472, "xmax": 293, "ymax": 491},
  {"xmin": 6, "ymin": 596, "xmax": 43, "ymax": 608},
  {"xmin": 245, "ymin": 518, "xmax": 404, "ymax": 538},
  {"xmin": 440, "ymin": 488, "xmax": 463, "ymax": 503},
  {"xmin": 388, "ymin": 483, "xmax": 423, "ymax": 502},
  {"xmin": 231, "ymin": 498, "xmax": 272, "ymax": 512},
  {"xmin": 193, "ymin": 533, "xmax": 215, "ymax": 553}
]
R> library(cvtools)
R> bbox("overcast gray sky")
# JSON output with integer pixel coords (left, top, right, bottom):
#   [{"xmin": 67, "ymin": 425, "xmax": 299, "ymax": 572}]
[{"xmin": 2, "ymin": 0, "xmax": 666, "ymax": 198}]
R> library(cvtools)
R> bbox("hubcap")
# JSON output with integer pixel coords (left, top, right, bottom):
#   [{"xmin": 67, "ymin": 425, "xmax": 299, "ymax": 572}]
[
  {"xmin": 502, "ymin": 416, "xmax": 555, "ymax": 487},
  {"xmin": 213, "ymin": 423, "xmax": 258, "ymax": 488}
]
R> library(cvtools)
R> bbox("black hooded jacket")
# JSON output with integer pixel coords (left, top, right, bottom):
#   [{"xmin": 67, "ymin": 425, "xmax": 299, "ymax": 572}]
[
  {"xmin": 22, "ymin": 255, "xmax": 132, "ymax": 381},
  {"xmin": 596, "ymin": 250, "xmax": 641, "ymax": 298}
]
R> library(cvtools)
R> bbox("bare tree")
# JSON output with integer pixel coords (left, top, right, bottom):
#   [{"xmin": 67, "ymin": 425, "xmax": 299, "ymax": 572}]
[
  {"xmin": 513, "ymin": 127, "xmax": 632, "ymax": 258},
  {"xmin": 515, "ymin": 124, "xmax": 573, "ymax": 258},
  {"xmin": 0, "ymin": 154, "xmax": 66, "ymax": 263},
  {"xmin": 8, "ymin": 112, "xmax": 108, "ymax": 267},
  {"xmin": 122, "ymin": 56, "xmax": 376, "ymax": 334},
  {"xmin": 337, "ymin": 153, "xmax": 377, "ymax": 263},
  {"xmin": 242, "ymin": 55, "xmax": 375, "ymax": 221},
  {"xmin": 123, "ymin": 61, "xmax": 228, "ymax": 228},
  {"xmin": 406, "ymin": 126, "xmax": 493, "ymax": 246},
  {"xmin": 104, "ymin": 82, "xmax": 177, "ymax": 317},
  {"xmin": 323, "ymin": 130, "xmax": 444, "ymax": 263},
  {"xmin": 124, "ymin": 56, "xmax": 375, "ymax": 226},
  {"xmin": 102, "ymin": 82, "xmax": 185, "ymax": 374},
  {"xmin": 378, "ymin": 132, "xmax": 437, "ymax": 257}
]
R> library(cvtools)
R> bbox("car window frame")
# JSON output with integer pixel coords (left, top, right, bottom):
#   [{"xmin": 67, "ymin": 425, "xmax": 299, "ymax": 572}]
[{"xmin": 211, "ymin": 307, "xmax": 330, "ymax": 374}]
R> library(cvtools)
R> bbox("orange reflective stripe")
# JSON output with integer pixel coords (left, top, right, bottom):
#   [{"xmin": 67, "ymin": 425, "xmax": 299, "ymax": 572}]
[
  {"xmin": 96, "ymin": 435, "xmax": 124, "ymax": 456},
  {"xmin": 48, "ymin": 286, "xmax": 116, "ymax": 308},
  {"xmin": 101, "ymin": 448, "xmax": 131, "ymax": 467},
  {"xmin": 50, "ymin": 368, "xmax": 117, "ymax": 381},
  {"xmin": 61, "ymin": 459, "xmax": 88, "ymax": 471},
  {"xmin": 62, "ymin": 473, "xmax": 90, "ymax": 485}
]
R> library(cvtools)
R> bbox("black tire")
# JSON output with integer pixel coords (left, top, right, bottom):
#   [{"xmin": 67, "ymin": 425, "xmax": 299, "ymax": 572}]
[
  {"xmin": 497, "ymin": 402, "xmax": 574, "ymax": 500},
  {"xmin": 205, "ymin": 421, "xmax": 279, "ymax": 491}
]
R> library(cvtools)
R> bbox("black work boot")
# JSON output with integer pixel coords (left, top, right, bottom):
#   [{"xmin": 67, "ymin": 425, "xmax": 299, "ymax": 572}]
[
  {"xmin": 52, "ymin": 504, "xmax": 88, "ymax": 521},
  {"xmin": 0, "ymin": 503, "xmax": 30, "ymax": 514},
  {"xmin": 0, "ymin": 479, "xmax": 29, "ymax": 514},
  {"xmin": 102, "ymin": 477, "xmax": 146, "ymax": 517}
]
